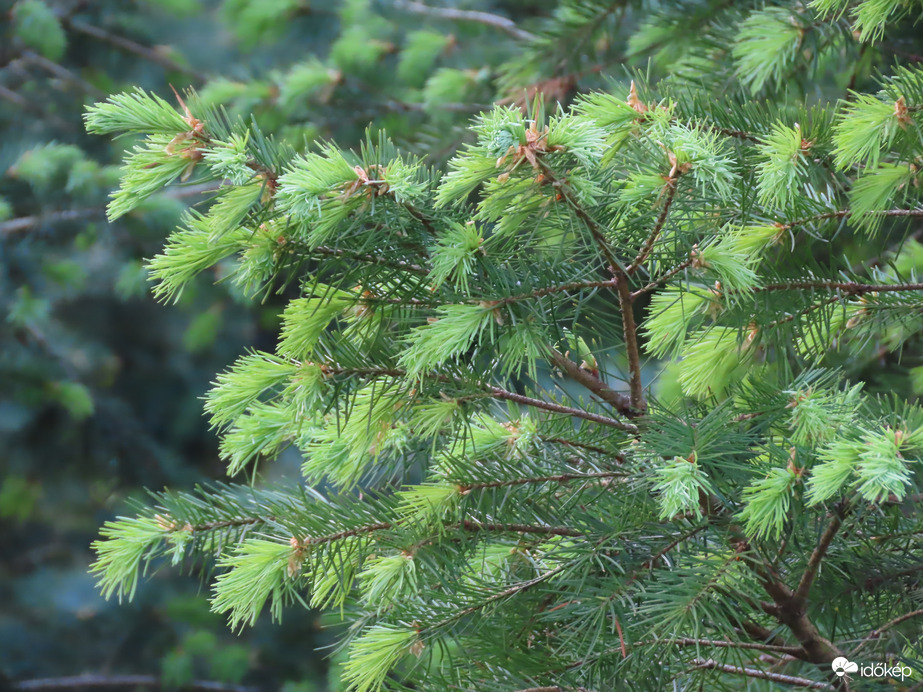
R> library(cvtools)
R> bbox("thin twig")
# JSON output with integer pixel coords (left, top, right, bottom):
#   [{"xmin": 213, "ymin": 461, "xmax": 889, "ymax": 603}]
[
  {"xmin": 392, "ymin": 0, "xmax": 536, "ymax": 41},
  {"xmin": 489, "ymin": 385, "xmax": 638, "ymax": 433},
  {"xmin": 794, "ymin": 505, "xmax": 847, "ymax": 603},
  {"xmin": 689, "ymin": 659, "xmax": 834, "ymax": 690},
  {"xmin": 539, "ymin": 436, "xmax": 623, "ymax": 460},
  {"xmin": 630, "ymin": 258, "xmax": 694, "ymax": 299},
  {"xmin": 756, "ymin": 281, "xmax": 923, "ymax": 295},
  {"xmin": 458, "ymin": 470, "xmax": 626, "ymax": 493},
  {"xmin": 649, "ymin": 638, "xmax": 804, "ymax": 655},
  {"xmin": 61, "ymin": 18, "xmax": 208, "ymax": 81},
  {"xmin": 627, "ymin": 178, "xmax": 678, "ymax": 276},
  {"xmin": 497, "ymin": 278, "xmax": 619, "ymax": 305},
  {"xmin": 780, "ymin": 208, "xmax": 923, "ymax": 231}
]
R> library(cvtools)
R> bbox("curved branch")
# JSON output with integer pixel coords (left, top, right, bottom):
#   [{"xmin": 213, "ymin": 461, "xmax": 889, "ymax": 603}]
[{"xmin": 851, "ymin": 608, "xmax": 923, "ymax": 656}]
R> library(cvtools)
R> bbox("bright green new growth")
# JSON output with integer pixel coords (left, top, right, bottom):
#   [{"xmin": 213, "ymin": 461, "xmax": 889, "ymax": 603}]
[{"xmin": 87, "ymin": 3, "xmax": 923, "ymax": 690}]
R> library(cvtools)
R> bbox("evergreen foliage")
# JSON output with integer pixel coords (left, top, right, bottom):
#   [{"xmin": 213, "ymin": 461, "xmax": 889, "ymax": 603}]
[{"xmin": 86, "ymin": 0, "xmax": 923, "ymax": 690}]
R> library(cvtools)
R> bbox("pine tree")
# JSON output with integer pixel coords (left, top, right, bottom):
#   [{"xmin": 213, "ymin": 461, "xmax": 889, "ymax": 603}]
[{"xmin": 87, "ymin": 1, "xmax": 923, "ymax": 690}]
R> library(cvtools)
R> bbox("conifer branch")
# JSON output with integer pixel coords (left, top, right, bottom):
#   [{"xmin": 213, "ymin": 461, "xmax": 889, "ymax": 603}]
[
  {"xmin": 688, "ymin": 659, "xmax": 835, "ymax": 690},
  {"xmin": 20, "ymin": 50, "xmax": 105, "ymax": 97},
  {"xmin": 290, "ymin": 520, "xmax": 585, "ymax": 551},
  {"xmin": 856, "ymin": 563, "xmax": 923, "ymax": 593},
  {"xmin": 767, "ymin": 295, "xmax": 844, "ymax": 328},
  {"xmin": 392, "ymin": 1, "xmax": 537, "ymax": 41},
  {"xmin": 301, "ymin": 364, "xmax": 638, "ymax": 430},
  {"xmin": 176, "ymin": 516, "xmax": 270, "ymax": 533},
  {"xmin": 459, "ymin": 520, "xmax": 583, "ymax": 537},
  {"xmin": 533, "ymin": 161, "xmax": 645, "ymax": 411}
]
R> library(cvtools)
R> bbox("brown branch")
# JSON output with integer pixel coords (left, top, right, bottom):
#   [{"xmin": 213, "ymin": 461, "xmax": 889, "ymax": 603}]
[
  {"xmin": 616, "ymin": 277, "xmax": 645, "ymax": 411},
  {"xmin": 689, "ymin": 659, "xmax": 834, "ymax": 690},
  {"xmin": 1, "ymin": 208, "xmax": 100, "ymax": 237},
  {"xmin": 756, "ymin": 280, "xmax": 923, "ymax": 295},
  {"xmin": 627, "ymin": 178, "xmax": 678, "ymax": 276},
  {"xmin": 10, "ymin": 676, "xmax": 257, "ymax": 692},
  {"xmin": 180, "ymin": 516, "xmax": 268, "ymax": 533},
  {"xmin": 641, "ymin": 525, "xmax": 709, "ymax": 573},
  {"xmin": 532, "ymin": 161, "xmax": 645, "ymax": 411},
  {"xmin": 460, "ymin": 520, "xmax": 583, "ymax": 537},
  {"xmin": 547, "ymin": 350, "xmax": 635, "ymax": 416},
  {"xmin": 293, "ymin": 520, "xmax": 585, "ymax": 549},
  {"xmin": 61, "ymin": 18, "xmax": 208, "ymax": 81},
  {"xmin": 779, "ymin": 208, "xmax": 923, "ymax": 231},
  {"xmin": 766, "ymin": 295, "xmax": 844, "ymax": 328},
  {"xmin": 489, "ymin": 385, "xmax": 639, "ymax": 433},
  {"xmin": 539, "ymin": 436, "xmax": 623, "ymax": 460},
  {"xmin": 497, "ymin": 278, "xmax": 619, "ymax": 305},
  {"xmin": 458, "ymin": 470, "xmax": 626, "ymax": 493},
  {"xmin": 750, "ymin": 562, "xmax": 843, "ymax": 664},
  {"xmin": 794, "ymin": 506, "xmax": 847, "ymax": 603},
  {"xmin": 295, "ymin": 363, "xmax": 638, "ymax": 431},
  {"xmin": 851, "ymin": 608, "xmax": 923, "ymax": 656},
  {"xmin": 706, "ymin": 124, "xmax": 763, "ymax": 143},
  {"xmin": 630, "ymin": 258, "xmax": 694, "ymax": 299},
  {"xmin": 660, "ymin": 638, "xmax": 804, "ymax": 655},
  {"xmin": 392, "ymin": 0, "xmax": 537, "ymax": 41}
]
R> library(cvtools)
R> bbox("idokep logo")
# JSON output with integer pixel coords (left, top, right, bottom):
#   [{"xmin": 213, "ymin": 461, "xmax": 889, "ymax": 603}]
[
  {"xmin": 831, "ymin": 656, "xmax": 913, "ymax": 681},
  {"xmin": 832, "ymin": 657, "xmax": 858, "ymax": 677}
]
